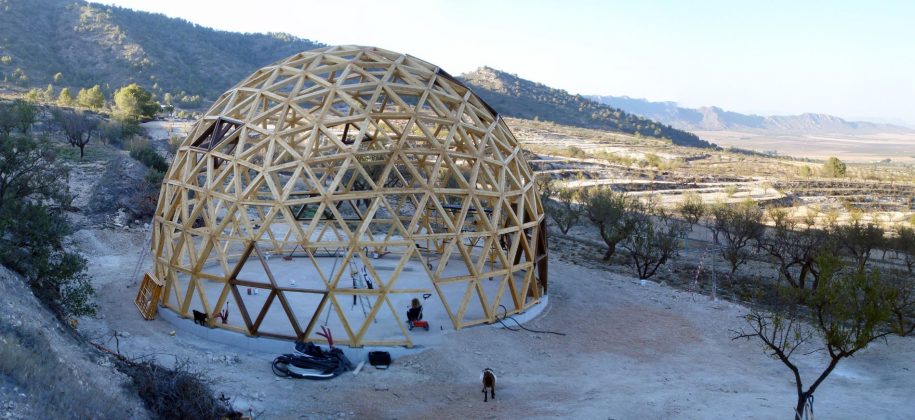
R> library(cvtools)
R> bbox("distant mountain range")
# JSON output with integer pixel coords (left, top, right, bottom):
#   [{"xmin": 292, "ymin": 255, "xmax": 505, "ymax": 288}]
[
  {"xmin": 588, "ymin": 95, "xmax": 913, "ymax": 134},
  {"xmin": 0, "ymin": 0, "xmax": 321, "ymax": 101},
  {"xmin": 459, "ymin": 67, "xmax": 714, "ymax": 148}
]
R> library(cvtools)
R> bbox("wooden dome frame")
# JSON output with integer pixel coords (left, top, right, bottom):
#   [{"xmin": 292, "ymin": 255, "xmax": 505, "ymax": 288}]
[{"xmin": 140, "ymin": 46, "xmax": 548, "ymax": 347}]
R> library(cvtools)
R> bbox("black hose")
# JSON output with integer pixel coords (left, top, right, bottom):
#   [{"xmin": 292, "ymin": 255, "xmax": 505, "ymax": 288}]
[{"xmin": 496, "ymin": 305, "xmax": 566, "ymax": 336}]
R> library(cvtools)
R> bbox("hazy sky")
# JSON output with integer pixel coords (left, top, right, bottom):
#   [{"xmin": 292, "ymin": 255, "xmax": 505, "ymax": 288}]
[{"xmin": 95, "ymin": 0, "xmax": 915, "ymax": 124}]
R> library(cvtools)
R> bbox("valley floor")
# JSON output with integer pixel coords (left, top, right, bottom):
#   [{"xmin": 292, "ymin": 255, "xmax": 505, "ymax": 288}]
[
  {"xmin": 694, "ymin": 130, "xmax": 915, "ymax": 164},
  {"xmin": 74, "ymin": 226, "xmax": 915, "ymax": 419}
]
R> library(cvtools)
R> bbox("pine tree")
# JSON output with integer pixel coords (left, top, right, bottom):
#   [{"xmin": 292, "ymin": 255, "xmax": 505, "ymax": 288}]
[
  {"xmin": 44, "ymin": 84, "xmax": 55, "ymax": 101},
  {"xmin": 113, "ymin": 83, "xmax": 158, "ymax": 121},
  {"xmin": 58, "ymin": 87, "xmax": 74, "ymax": 106},
  {"xmin": 77, "ymin": 85, "xmax": 105, "ymax": 111},
  {"xmin": 821, "ymin": 157, "xmax": 846, "ymax": 177}
]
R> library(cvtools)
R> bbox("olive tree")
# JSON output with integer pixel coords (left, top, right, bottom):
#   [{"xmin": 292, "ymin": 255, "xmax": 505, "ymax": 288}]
[
  {"xmin": 886, "ymin": 272, "xmax": 915, "ymax": 336},
  {"xmin": 758, "ymin": 208, "xmax": 831, "ymax": 291},
  {"xmin": 708, "ymin": 199, "xmax": 764, "ymax": 275},
  {"xmin": 580, "ymin": 187, "xmax": 640, "ymax": 260},
  {"xmin": 676, "ymin": 191, "xmax": 705, "ymax": 228},
  {"xmin": 52, "ymin": 109, "xmax": 99, "ymax": 159},
  {"xmin": 733, "ymin": 255, "xmax": 896, "ymax": 419},
  {"xmin": 892, "ymin": 225, "xmax": 915, "ymax": 273},
  {"xmin": 887, "ymin": 227, "xmax": 915, "ymax": 336},
  {"xmin": 539, "ymin": 178, "xmax": 582, "ymax": 235},
  {"xmin": 0, "ymin": 100, "xmax": 38, "ymax": 136},
  {"xmin": 0, "ymin": 102, "xmax": 16, "ymax": 137},
  {"xmin": 12, "ymin": 99, "xmax": 38, "ymax": 134},
  {"xmin": 832, "ymin": 215, "xmax": 884, "ymax": 270},
  {"xmin": 621, "ymin": 207, "xmax": 687, "ymax": 279}
]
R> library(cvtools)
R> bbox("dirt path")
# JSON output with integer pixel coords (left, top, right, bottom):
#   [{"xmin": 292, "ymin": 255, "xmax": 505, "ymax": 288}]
[{"xmin": 75, "ymin": 227, "xmax": 915, "ymax": 419}]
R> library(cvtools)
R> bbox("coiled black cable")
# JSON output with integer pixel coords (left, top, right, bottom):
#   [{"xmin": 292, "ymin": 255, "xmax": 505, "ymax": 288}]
[{"xmin": 495, "ymin": 304, "xmax": 566, "ymax": 336}]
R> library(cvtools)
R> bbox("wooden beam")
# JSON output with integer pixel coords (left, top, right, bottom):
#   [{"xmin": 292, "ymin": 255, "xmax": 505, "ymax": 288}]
[{"xmin": 142, "ymin": 46, "xmax": 549, "ymax": 346}]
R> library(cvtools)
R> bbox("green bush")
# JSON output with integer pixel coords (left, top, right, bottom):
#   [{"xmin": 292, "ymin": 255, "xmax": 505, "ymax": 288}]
[
  {"xmin": 0, "ymin": 134, "xmax": 96, "ymax": 318},
  {"xmin": 128, "ymin": 139, "xmax": 168, "ymax": 172},
  {"xmin": 566, "ymin": 145, "xmax": 588, "ymax": 159},
  {"xmin": 643, "ymin": 152, "xmax": 663, "ymax": 168},
  {"xmin": 598, "ymin": 152, "xmax": 635, "ymax": 167},
  {"xmin": 821, "ymin": 156, "xmax": 847, "ymax": 177}
]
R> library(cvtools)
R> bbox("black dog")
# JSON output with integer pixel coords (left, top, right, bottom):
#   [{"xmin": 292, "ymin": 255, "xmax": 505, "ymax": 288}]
[
  {"xmin": 481, "ymin": 368, "xmax": 496, "ymax": 402},
  {"xmin": 192, "ymin": 309, "xmax": 208, "ymax": 326}
]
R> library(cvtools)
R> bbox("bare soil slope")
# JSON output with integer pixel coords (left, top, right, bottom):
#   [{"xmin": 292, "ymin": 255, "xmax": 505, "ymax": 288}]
[{"xmin": 0, "ymin": 265, "xmax": 147, "ymax": 419}]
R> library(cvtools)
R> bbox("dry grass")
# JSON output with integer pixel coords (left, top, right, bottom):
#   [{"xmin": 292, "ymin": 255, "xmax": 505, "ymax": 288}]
[{"xmin": 0, "ymin": 323, "xmax": 126, "ymax": 419}]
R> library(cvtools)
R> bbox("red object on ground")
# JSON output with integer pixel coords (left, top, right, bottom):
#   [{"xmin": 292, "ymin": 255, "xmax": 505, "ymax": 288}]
[{"xmin": 408, "ymin": 320, "xmax": 429, "ymax": 331}]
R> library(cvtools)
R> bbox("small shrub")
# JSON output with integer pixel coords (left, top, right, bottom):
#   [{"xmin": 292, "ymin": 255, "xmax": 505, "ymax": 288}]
[
  {"xmin": 599, "ymin": 152, "xmax": 635, "ymax": 167},
  {"xmin": 821, "ymin": 156, "xmax": 847, "ymax": 177},
  {"xmin": 98, "ymin": 120, "xmax": 129, "ymax": 147},
  {"xmin": 128, "ymin": 139, "xmax": 168, "ymax": 172},
  {"xmin": 566, "ymin": 145, "xmax": 588, "ymax": 159},
  {"xmin": 643, "ymin": 152, "xmax": 663, "ymax": 168},
  {"xmin": 799, "ymin": 165, "xmax": 813, "ymax": 177},
  {"xmin": 123, "ymin": 360, "xmax": 239, "ymax": 419},
  {"xmin": 167, "ymin": 134, "xmax": 182, "ymax": 155}
]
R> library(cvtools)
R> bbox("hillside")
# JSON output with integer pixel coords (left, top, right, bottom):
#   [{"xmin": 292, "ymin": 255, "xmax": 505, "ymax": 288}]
[
  {"xmin": 589, "ymin": 94, "xmax": 913, "ymax": 134},
  {"xmin": 0, "ymin": 0, "xmax": 322, "ymax": 101},
  {"xmin": 0, "ymin": 0, "xmax": 711, "ymax": 149},
  {"xmin": 459, "ymin": 67, "xmax": 715, "ymax": 149},
  {"xmin": 0, "ymin": 265, "xmax": 146, "ymax": 418}
]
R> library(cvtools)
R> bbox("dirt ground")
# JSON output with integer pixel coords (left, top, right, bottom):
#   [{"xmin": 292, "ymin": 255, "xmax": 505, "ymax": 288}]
[{"xmin": 73, "ymin": 226, "xmax": 915, "ymax": 419}]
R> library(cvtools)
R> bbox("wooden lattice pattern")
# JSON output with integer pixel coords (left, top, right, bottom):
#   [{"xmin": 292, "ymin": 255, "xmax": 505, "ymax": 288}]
[
  {"xmin": 135, "ymin": 273, "xmax": 163, "ymax": 320},
  {"xmin": 147, "ymin": 46, "xmax": 547, "ymax": 347}
]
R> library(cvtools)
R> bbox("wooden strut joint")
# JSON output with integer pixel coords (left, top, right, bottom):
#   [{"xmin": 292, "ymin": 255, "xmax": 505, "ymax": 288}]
[{"xmin": 142, "ymin": 46, "xmax": 548, "ymax": 347}]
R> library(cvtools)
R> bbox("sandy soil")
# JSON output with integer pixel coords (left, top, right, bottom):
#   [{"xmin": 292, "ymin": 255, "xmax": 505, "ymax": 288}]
[{"xmin": 73, "ymin": 226, "xmax": 915, "ymax": 419}]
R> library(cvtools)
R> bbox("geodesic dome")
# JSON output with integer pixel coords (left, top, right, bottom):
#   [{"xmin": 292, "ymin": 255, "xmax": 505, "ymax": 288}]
[{"xmin": 141, "ymin": 46, "xmax": 548, "ymax": 347}]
